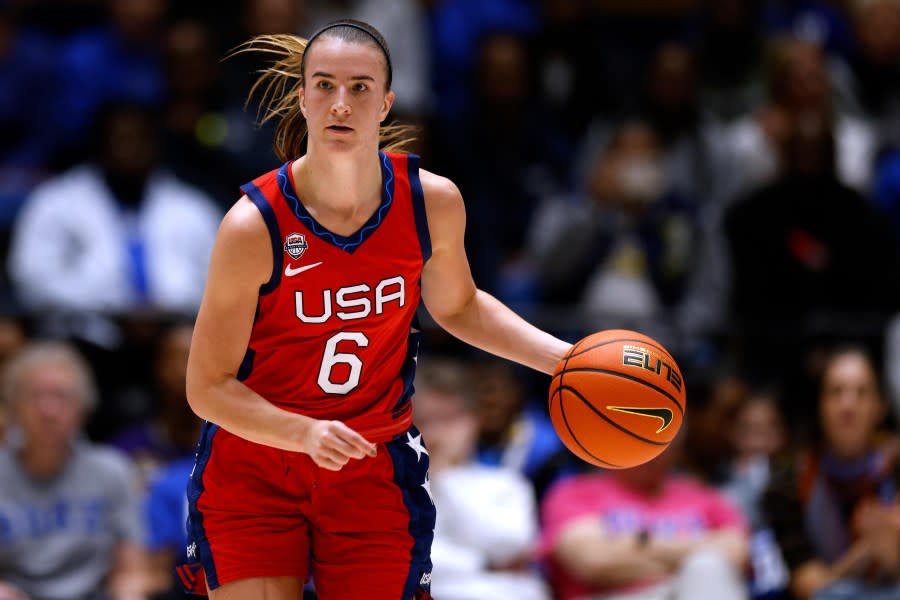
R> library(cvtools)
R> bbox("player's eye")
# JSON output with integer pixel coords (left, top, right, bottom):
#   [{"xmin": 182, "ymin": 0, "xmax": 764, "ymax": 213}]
[
  {"xmin": 353, "ymin": 83, "xmax": 368, "ymax": 92},
  {"xmin": 316, "ymin": 80, "xmax": 332, "ymax": 90}
]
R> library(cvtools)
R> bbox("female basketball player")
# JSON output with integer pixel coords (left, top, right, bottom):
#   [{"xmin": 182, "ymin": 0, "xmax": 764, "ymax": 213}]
[{"xmin": 183, "ymin": 19, "xmax": 571, "ymax": 600}]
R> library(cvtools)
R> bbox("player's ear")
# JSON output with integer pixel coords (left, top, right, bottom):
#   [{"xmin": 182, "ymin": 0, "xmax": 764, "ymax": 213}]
[
  {"xmin": 298, "ymin": 87, "xmax": 307, "ymax": 117},
  {"xmin": 379, "ymin": 90, "xmax": 395, "ymax": 123}
]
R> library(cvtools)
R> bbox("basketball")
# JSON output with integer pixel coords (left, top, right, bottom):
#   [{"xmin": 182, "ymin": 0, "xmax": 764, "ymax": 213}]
[{"xmin": 549, "ymin": 329, "xmax": 686, "ymax": 469}]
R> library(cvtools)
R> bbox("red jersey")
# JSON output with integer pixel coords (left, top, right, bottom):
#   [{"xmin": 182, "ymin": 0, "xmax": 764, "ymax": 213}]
[{"xmin": 237, "ymin": 151, "xmax": 431, "ymax": 442}]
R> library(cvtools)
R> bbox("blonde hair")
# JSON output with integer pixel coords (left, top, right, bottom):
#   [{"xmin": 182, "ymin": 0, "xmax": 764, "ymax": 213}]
[
  {"xmin": 2, "ymin": 341, "xmax": 98, "ymax": 413},
  {"xmin": 230, "ymin": 25, "xmax": 416, "ymax": 162}
]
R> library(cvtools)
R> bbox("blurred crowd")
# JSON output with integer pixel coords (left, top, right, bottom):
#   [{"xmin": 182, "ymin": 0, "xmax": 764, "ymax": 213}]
[{"xmin": 2, "ymin": 0, "xmax": 900, "ymax": 598}]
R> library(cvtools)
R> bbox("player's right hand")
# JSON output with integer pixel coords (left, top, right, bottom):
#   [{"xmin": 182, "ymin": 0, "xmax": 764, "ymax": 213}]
[{"xmin": 303, "ymin": 420, "xmax": 378, "ymax": 471}]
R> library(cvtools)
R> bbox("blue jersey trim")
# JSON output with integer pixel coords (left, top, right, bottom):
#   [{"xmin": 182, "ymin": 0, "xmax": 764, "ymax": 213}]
[
  {"xmin": 236, "ymin": 347, "xmax": 256, "ymax": 382},
  {"xmin": 241, "ymin": 182, "xmax": 282, "ymax": 295},
  {"xmin": 393, "ymin": 318, "xmax": 422, "ymax": 415},
  {"xmin": 385, "ymin": 426, "xmax": 435, "ymax": 598},
  {"xmin": 277, "ymin": 152, "xmax": 395, "ymax": 254},
  {"xmin": 407, "ymin": 154, "xmax": 432, "ymax": 264},
  {"xmin": 186, "ymin": 422, "xmax": 221, "ymax": 589}
]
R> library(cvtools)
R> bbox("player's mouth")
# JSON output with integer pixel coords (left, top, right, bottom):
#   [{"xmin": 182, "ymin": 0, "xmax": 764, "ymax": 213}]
[{"xmin": 327, "ymin": 124, "xmax": 354, "ymax": 134}]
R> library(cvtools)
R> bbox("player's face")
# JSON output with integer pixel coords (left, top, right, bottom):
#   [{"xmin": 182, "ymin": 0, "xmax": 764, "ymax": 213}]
[
  {"xmin": 820, "ymin": 353, "xmax": 883, "ymax": 459},
  {"xmin": 14, "ymin": 363, "xmax": 85, "ymax": 449},
  {"xmin": 299, "ymin": 37, "xmax": 394, "ymax": 151}
]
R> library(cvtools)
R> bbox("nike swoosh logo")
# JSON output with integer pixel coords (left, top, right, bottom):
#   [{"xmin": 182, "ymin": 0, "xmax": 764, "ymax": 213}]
[
  {"xmin": 284, "ymin": 261, "xmax": 323, "ymax": 277},
  {"xmin": 606, "ymin": 406, "xmax": 674, "ymax": 433}
]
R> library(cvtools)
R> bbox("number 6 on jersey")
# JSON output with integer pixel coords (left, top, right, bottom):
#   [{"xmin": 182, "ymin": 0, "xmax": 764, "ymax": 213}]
[{"xmin": 318, "ymin": 332, "xmax": 369, "ymax": 394}]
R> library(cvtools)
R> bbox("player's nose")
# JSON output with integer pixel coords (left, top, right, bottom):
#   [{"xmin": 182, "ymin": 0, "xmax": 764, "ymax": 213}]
[{"xmin": 330, "ymin": 89, "xmax": 351, "ymax": 116}]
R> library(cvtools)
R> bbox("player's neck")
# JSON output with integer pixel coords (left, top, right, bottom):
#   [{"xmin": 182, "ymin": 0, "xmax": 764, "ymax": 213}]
[{"xmin": 298, "ymin": 145, "xmax": 382, "ymax": 217}]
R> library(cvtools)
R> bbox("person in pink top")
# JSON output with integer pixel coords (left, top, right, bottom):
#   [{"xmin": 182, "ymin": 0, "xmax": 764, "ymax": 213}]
[{"xmin": 541, "ymin": 438, "xmax": 750, "ymax": 600}]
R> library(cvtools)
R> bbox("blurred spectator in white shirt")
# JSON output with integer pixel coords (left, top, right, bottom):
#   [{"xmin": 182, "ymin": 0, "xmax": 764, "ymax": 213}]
[
  {"xmin": 414, "ymin": 357, "xmax": 550, "ymax": 600},
  {"xmin": 7, "ymin": 103, "xmax": 221, "ymax": 323}
]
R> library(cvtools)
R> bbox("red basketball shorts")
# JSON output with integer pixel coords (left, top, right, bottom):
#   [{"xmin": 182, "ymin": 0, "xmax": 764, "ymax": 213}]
[{"xmin": 181, "ymin": 422, "xmax": 435, "ymax": 599}]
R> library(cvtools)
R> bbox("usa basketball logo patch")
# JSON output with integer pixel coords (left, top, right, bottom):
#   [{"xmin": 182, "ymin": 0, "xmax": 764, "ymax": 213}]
[{"xmin": 284, "ymin": 233, "xmax": 308, "ymax": 259}]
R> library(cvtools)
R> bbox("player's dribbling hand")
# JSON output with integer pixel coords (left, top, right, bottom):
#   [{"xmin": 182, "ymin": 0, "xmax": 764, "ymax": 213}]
[{"xmin": 304, "ymin": 420, "xmax": 378, "ymax": 471}]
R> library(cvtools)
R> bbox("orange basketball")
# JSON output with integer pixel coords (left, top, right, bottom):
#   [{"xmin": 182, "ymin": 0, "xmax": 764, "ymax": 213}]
[{"xmin": 549, "ymin": 329, "xmax": 686, "ymax": 469}]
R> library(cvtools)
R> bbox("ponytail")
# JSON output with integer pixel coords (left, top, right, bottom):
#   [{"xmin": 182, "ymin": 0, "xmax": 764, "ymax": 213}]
[{"xmin": 229, "ymin": 31, "xmax": 415, "ymax": 162}]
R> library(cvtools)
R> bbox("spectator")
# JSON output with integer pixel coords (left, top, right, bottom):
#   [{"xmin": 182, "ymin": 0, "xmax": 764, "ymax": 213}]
[
  {"xmin": 439, "ymin": 30, "xmax": 569, "ymax": 300},
  {"xmin": 54, "ymin": 0, "xmax": 169, "ymax": 154},
  {"xmin": 684, "ymin": 372, "xmax": 749, "ymax": 482},
  {"xmin": 724, "ymin": 110, "xmax": 899, "ymax": 379},
  {"xmin": 215, "ymin": 0, "xmax": 302, "ymax": 186},
  {"xmin": 763, "ymin": 0, "xmax": 855, "ymax": 59},
  {"xmin": 160, "ymin": 19, "xmax": 239, "ymax": 208},
  {"xmin": 641, "ymin": 42, "xmax": 724, "ymax": 207},
  {"xmin": 427, "ymin": 0, "xmax": 539, "ymax": 131},
  {"xmin": 0, "ymin": 309, "xmax": 26, "ymax": 443},
  {"xmin": 414, "ymin": 358, "xmax": 550, "ymax": 600},
  {"xmin": 541, "ymin": 434, "xmax": 749, "ymax": 600},
  {"xmin": 842, "ymin": 0, "xmax": 900, "ymax": 142},
  {"xmin": 534, "ymin": 121, "xmax": 701, "ymax": 330},
  {"xmin": 871, "ymin": 148, "xmax": 900, "ymax": 261},
  {"xmin": 763, "ymin": 345, "xmax": 900, "ymax": 599},
  {"xmin": 472, "ymin": 358, "xmax": 575, "ymax": 502},
  {"xmin": 143, "ymin": 456, "xmax": 193, "ymax": 599},
  {"xmin": 688, "ymin": 0, "xmax": 768, "ymax": 121},
  {"xmin": 534, "ymin": 0, "xmax": 615, "ymax": 139},
  {"xmin": 0, "ymin": 341, "xmax": 148, "ymax": 600},
  {"xmin": 577, "ymin": 42, "xmax": 725, "ymax": 212},
  {"xmin": 723, "ymin": 390, "xmax": 788, "ymax": 528},
  {"xmin": 0, "ymin": 6, "xmax": 57, "ymax": 229},
  {"xmin": 721, "ymin": 390, "xmax": 790, "ymax": 598},
  {"xmin": 110, "ymin": 322, "xmax": 201, "ymax": 486},
  {"xmin": 7, "ymin": 102, "xmax": 221, "ymax": 320},
  {"xmin": 717, "ymin": 37, "xmax": 876, "ymax": 209}
]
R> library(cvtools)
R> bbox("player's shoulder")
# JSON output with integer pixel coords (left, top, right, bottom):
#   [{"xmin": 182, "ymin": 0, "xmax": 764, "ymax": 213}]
[
  {"xmin": 418, "ymin": 168, "xmax": 464, "ymax": 219},
  {"xmin": 218, "ymin": 196, "xmax": 269, "ymax": 244},
  {"xmin": 418, "ymin": 169, "xmax": 461, "ymax": 200}
]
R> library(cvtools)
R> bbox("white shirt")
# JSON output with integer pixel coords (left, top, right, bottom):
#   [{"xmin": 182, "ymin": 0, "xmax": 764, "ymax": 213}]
[
  {"xmin": 8, "ymin": 165, "xmax": 221, "ymax": 314},
  {"xmin": 431, "ymin": 464, "xmax": 550, "ymax": 600}
]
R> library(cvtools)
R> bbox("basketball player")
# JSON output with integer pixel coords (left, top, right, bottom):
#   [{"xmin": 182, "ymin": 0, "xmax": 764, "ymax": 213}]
[{"xmin": 182, "ymin": 19, "xmax": 572, "ymax": 600}]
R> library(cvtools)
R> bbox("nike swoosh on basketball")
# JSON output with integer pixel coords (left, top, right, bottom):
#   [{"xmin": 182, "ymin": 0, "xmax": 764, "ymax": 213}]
[
  {"xmin": 606, "ymin": 406, "xmax": 674, "ymax": 434},
  {"xmin": 284, "ymin": 261, "xmax": 323, "ymax": 277}
]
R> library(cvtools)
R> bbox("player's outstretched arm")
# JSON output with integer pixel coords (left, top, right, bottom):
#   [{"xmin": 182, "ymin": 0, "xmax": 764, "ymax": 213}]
[
  {"xmin": 419, "ymin": 171, "xmax": 571, "ymax": 375},
  {"xmin": 186, "ymin": 198, "xmax": 376, "ymax": 470}
]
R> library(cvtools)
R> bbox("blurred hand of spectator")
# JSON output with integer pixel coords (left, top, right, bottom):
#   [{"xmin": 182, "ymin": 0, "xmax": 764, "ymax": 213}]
[
  {"xmin": 0, "ymin": 582, "xmax": 29, "ymax": 600},
  {"xmin": 852, "ymin": 498, "xmax": 900, "ymax": 578}
]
